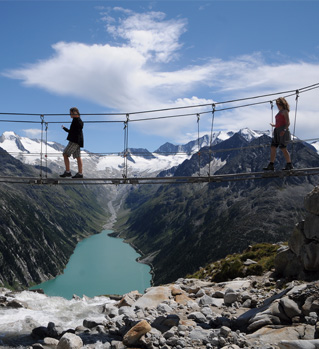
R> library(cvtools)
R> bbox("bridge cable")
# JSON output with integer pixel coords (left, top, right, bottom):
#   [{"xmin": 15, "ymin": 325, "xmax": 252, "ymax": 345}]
[
  {"xmin": 45, "ymin": 122, "xmax": 49, "ymax": 178},
  {"xmin": 270, "ymin": 100, "xmax": 274, "ymax": 124},
  {"xmin": 1, "ymin": 83, "xmax": 318, "ymax": 119},
  {"xmin": 270, "ymin": 100, "xmax": 274, "ymax": 139},
  {"xmin": 0, "ymin": 83, "xmax": 318, "ymax": 126},
  {"xmin": 40, "ymin": 115, "xmax": 45, "ymax": 178},
  {"xmin": 197, "ymin": 113, "xmax": 201, "ymax": 176},
  {"xmin": 291, "ymin": 90, "xmax": 300, "ymax": 162},
  {"xmin": 123, "ymin": 114, "xmax": 129, "ymax": 178},
  {"xmin": 0, "ymin": 83, "xmax": 317, "ymax": 184},
  {"xmin": 208, "ymin": 104, "xmax": 216, "ymax": 178}
]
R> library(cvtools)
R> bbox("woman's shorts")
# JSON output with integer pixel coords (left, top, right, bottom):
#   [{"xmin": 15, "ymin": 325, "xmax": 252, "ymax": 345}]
[
  {"xmin": 63, "ymin": 141, "xmax": 81, "ymax": 159},
  {"xmin": 271, "ymin": 126, "xmax": 291, "ymax": 149}
]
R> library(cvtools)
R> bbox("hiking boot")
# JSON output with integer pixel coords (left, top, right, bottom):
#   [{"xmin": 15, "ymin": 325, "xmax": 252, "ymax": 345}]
[
  {"xmin": 72, "ymin": 173, "xmax": 83, "ymax": 179},
  {"xmin": 60, "ymin": 171, "xmax": 72, "ymax": 178},
  {"xmin": 263, "ymin": 163, "xmax": 274, "ymax": 171},
  {"xmin": 283, "ymin": 163, "xmax": 293, "ymax": 171}
]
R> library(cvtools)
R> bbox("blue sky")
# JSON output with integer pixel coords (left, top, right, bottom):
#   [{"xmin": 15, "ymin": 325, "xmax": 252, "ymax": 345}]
[{"xmin": 1, "ymin": 0, "xmax": 319, "ymax": 154}]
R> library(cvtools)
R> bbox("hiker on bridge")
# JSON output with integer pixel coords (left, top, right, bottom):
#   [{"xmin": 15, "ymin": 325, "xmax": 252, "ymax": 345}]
[
  {"xmin": 60, "ymin": 107, "xmax": 84, "ymax": 179},
  {"xmin": 263, "ymin": 97, "xmax": 293, "ymax": 171}
]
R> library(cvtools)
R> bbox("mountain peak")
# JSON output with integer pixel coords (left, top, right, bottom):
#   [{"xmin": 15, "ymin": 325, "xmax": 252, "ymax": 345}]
[
  {"xmin": 237, "ymin": 128, "xmax": 270, "ymax": 142},
  {"xmin": 1, "ymin": 131, "xmax": 20, "ymax": 141}
]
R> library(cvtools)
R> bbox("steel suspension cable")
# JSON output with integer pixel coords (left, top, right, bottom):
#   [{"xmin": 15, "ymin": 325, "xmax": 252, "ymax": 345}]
[
  {"xmin": 270, "ymin": 101, "xmax": 274, "ymax": 125},
  {"xmin": 270, "ymin": 101, "xmax": 274, "ymax": 138},
  {"xmin": 1, "ymin": 83, "xmax": 318, "ymax": 119},
  {"xmin": 197, "ymin": 113, "xmax": 201, "ymax": 176},
  {"xmin": 291, "ymin": 90, "xmax": 300, "ymax": 162},
  {"xmin": 40, "ymin": 115, "xmax": 45, "ymax": 178},
  {"xmin": 0, "ymin": 83, "xmax": 317, "ymax": 183},
  {"xmin": 45, "ymin": 122, "xmax": 49, "ymax": 179},
  {"xmin": 208, "ymin": 104, "xmax": 216, "ymax": 178},
  {"xmin": 123, "ymin": 114, "xmax": 129, "ymax": 178}
]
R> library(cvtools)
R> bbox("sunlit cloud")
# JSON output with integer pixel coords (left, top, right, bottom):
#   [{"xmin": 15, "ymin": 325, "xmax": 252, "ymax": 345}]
[
  {"xmin": 3, "ymin": 7, "xmax": 319, "ymax": 144},
  {"xmin": 104, "ymin": 7, "xmax": 187, "ymax": 63},
  {"xmin": 22, "ymin": 129, "xmax": 42, "ymax": 138}
]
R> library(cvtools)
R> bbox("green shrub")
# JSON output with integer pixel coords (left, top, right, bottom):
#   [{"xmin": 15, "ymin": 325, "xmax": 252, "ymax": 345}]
[
  {"xmin": 189, "ymin": 242, "xmax": 280, "ymax": 282},
  {"xmin": 213, "ymin": 258, "xmax": 244, "ymax": 282}
]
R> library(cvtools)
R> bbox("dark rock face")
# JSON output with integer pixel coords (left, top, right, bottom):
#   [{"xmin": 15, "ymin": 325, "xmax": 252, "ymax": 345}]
[
  {"xmin": 0, "ymin": 147, "xmax": 107, "ymax": 289},
  {"xmin": 275, "ymin": 186, "xmax": 319, "ymax": 280},
  {"xmin": 118, "ymin": 132, "xmax": 319, "ymax": 285}
]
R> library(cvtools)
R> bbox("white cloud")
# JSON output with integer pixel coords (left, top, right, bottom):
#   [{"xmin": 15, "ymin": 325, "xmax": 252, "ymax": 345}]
[
  {"xmin": 105, "ymin": 8, "xmax": 187, "ymax": 63},
  {"xmin": 6, "ymin": 42, "xmax": 149, "ymax": 111},
  {"xmin": 22, "ymin": 129, "xmax": 43, "ymax": 138},
  {"xmin": 3, "ymin": 8, "xmax": 319, "ymax": 145}
]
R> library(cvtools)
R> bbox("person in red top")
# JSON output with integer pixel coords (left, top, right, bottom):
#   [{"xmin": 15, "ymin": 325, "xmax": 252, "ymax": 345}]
[{"xmin": 263, "ymin": 97, "xmax": 293, "ymax": 171}]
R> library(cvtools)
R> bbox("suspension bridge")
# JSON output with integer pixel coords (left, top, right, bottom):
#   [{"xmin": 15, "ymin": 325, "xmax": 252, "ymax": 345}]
[
  {"xmin": 0, "ymin": 167, "xmax": 318, "ymax": 186},
  {"xmin": 0, "ymin": 83, "xmax": 319, "ymax": 185}
]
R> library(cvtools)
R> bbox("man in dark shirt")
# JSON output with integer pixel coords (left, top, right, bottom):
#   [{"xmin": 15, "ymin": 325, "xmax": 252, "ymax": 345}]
[{"xmin": 60, "ymin": 107, "xmax": 84, "ymax": 178}]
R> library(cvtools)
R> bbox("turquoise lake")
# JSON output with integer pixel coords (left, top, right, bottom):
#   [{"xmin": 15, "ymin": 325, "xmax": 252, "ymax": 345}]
[{"xmin": 30, "ymin": 230, "xmax": 152, "ymax": 299}]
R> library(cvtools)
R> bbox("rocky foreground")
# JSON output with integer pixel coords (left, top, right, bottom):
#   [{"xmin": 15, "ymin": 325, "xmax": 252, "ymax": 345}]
[
  {"xmin": 2, "ymin": 186, "xmax": 319, "ymax": 349},
  {"xmin": 1, "ymin": 273, "xmax": 319, "ymax": 349}
]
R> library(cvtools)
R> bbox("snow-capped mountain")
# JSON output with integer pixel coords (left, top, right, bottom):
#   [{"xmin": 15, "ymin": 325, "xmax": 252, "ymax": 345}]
[
  {"xmin": 0, "ymin": 131, "xmax": 64, "ymax": 165},
  {"xmin": 310, "ymin": 141, "xmax": 319, "ymax": 153},
  {"xmin": 0, "ymin": 129, "xmax": 270, "ymax": 178},
  {"xmin": 237, "ymin": 128, "xmax": 271, "ymax": 142},
  {"xmin": 154, "ymin": 131, "xmax": 235, "ymax": 155}
]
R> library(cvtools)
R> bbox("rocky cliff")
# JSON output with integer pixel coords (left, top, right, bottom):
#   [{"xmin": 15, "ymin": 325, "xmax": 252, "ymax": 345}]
[
  {"xmin": 275, "ymin": 186, "xmax": 319, "ymax": 281},
  {"xmin": 0, "ymin": 148, "xmax": 108, "ymax": 289},
  {"xmin": 116, "ymin": 133, "xmax": 319, "ymax": 286}
]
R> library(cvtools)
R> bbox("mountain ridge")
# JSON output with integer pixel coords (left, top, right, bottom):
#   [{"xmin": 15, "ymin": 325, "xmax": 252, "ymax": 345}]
[
  {"xmin": 0, "ymin": 128, "xmax": 276, "ymax": 178},
  {"xmin": 1, "ymin": 128, "xmax": 319, "ymax": 289},
  {"xmin": 114, "ymin": 131, "xmax": 319, "ymax": 285},
  {"xmin": 0, "ymin": 146, "xmax": 109, "ymax": 289}
]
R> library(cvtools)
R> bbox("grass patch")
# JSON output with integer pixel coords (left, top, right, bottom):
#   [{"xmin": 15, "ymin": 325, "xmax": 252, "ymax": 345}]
[{"xmin": 189, "ymin": 242, "xmax": 280, "ymax": 282}]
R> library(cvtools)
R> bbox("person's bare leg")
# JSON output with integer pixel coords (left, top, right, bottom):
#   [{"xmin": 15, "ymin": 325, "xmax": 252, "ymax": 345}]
[
  {"xmin": 63, "ymin": 154, "xmax": 70, "ymax": 172},
  {"xmin": 270, "ymin": 146, "xmax": 277, "ymax": 163},
  {"xmin": 76, "ymin": 157, "xmax": 83, "ymax": 174},
  {"xmin": 281, "ymin": 148, "xmax": 291, "ymax": 163},
  {"xmin": 263, "ymin": 146, "xmax": 277, "ymax": 170}
]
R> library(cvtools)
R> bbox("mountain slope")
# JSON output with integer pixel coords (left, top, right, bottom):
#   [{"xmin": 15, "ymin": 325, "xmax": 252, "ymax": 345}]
[
  {"xmin": 0, "ymin": 147, "xmax": 108, "ymax": 289},
  {"xmin": 0, "ymin": 129, "xmax": 271, "ymax": 178},
  {"xmin": 0, "ymin": 131, "xmax": 188, "ymax": 177},
  {"xmin": 2, "ymin": 128, "xmax": 318, "ymax": 288},
  {"xmin": 115, "ymin": 132, "xmax": 319, "ymax": 285}
]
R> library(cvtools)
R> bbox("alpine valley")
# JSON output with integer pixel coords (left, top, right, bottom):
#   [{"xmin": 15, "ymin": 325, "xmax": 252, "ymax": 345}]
[{"xmin": 0, "ymin": 129, "xmax": 319, "ymax": 290}]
